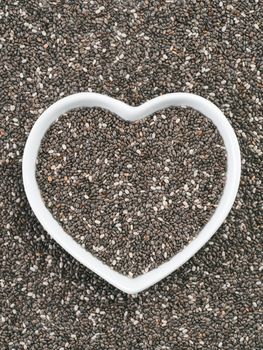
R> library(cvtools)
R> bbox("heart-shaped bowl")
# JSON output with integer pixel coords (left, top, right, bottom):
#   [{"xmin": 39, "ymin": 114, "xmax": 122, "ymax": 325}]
[{"xmin": 23, "ymin": 92, "xmax": 241, "ymax": 294}]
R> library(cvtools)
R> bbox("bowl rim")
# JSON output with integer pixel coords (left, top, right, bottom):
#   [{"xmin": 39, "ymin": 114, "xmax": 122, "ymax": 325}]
[{"xmin": 22, "ymin": 92, "xmax": 241, "ymax": 294}]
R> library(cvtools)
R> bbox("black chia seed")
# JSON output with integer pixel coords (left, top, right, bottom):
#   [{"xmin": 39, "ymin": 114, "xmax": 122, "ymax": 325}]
[{"xmin": 36, "ymin": 107, "xmax": 226, "ymax": 277}]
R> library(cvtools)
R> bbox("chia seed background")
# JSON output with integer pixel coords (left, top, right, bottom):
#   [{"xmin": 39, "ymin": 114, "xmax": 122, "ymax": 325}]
[{"xmin": 1, "ymin": 1, "xmax": 262, "ymax": 349}]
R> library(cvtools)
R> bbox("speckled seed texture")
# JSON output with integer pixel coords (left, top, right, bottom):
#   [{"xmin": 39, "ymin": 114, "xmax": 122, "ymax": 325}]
[
  {"xmin": 36, "ymin": 108, "xmax": 226, "ymax": 277},
  {"xmin": 1, "ymin": 1, "xmax": 262, "ymax": 349}
]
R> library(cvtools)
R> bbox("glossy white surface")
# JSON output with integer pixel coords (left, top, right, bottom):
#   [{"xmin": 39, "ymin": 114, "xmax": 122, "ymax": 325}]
[{"xmin": 23, "ymin": 93, "xmax": 241, "ymax": 294}]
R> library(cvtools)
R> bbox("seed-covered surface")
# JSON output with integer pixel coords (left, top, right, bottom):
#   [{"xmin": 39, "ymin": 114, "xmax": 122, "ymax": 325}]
[
  {"xmin": 1, "ymin": 1, "xmax": 262, "ymax": 349},
  {"xmin": 36, "ymin": 108, "xmax": 226, "ymax": 276}
]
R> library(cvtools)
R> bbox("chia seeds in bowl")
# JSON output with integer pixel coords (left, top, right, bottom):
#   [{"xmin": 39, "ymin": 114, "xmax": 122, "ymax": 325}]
[{"xmin": 36, "ymin": 106, "xmax": 226, "ymax": 277}]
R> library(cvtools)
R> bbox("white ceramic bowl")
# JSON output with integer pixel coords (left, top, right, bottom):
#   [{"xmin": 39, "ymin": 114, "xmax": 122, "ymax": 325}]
[{"xmin": 22, "ymin": 93, "xmax": 241, "ymax": 294}]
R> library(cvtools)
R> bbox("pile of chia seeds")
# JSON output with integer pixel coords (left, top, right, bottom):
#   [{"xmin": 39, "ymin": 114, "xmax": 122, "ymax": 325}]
[
  {"xmin": 1, "ymin": 1, "xmax": 262, "ymax": 349},
  {"xmin": 36, "ymin": 107, "xmax": 226, "ymax": 277}
]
